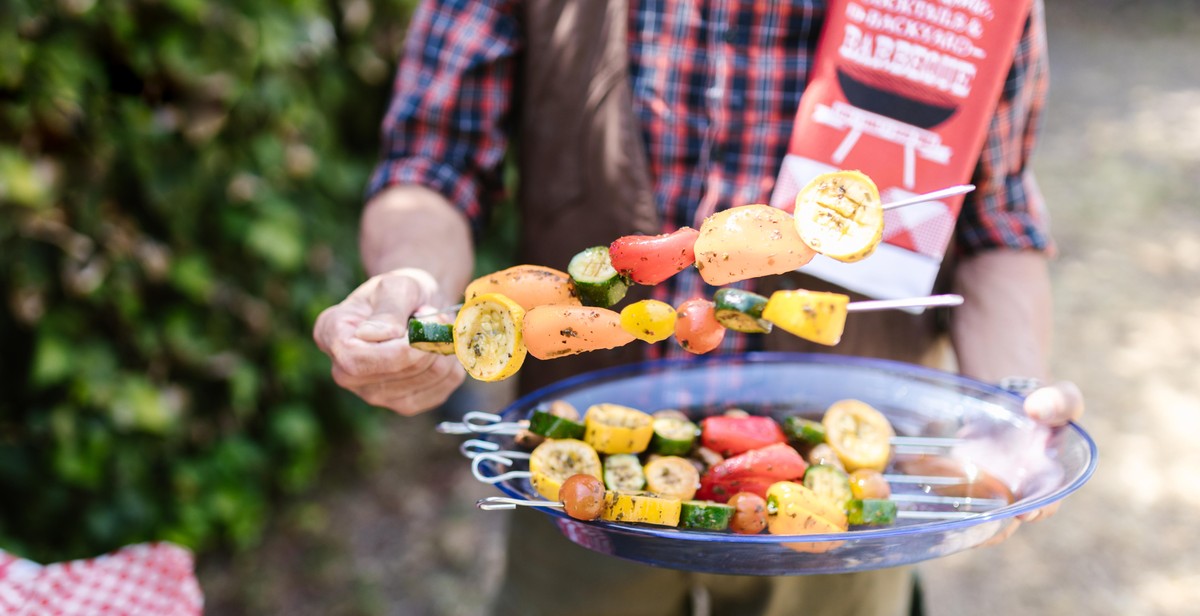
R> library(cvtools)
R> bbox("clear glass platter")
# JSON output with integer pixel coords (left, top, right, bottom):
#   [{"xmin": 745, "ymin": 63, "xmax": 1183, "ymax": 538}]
[{"xmin": 467, "ymin": 353, "xmax": 1097, "ymax": 576}]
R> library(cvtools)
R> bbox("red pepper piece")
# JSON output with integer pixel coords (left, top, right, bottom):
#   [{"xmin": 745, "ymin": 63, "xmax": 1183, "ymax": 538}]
[
  {"xmin": 695, "ymin": 443, "xmax": 808, "ymax": 502},
  {"xmin": 701, "ymin": 415, "xmax": 787, "ymax": 457},
  {"xmin": 608, "ymin": 227, "xmax": 700, "ymax": 285}
]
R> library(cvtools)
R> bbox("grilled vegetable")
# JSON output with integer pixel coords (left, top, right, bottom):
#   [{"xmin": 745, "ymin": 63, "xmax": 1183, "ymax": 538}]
[
  {"xmin": 849, "ymin": 469, "xmax": 892, "ymax": 500},
  {"xmin": 679, "ymin": 500, "xmax": 735, "ymax": 531},
  {"xmin": 696, "ymin": 443, "xmax": 808, "ymax": 502},
  {"xmin": 406, "ymin": 316, "xmax": 454, "ymax": 354},
  {"xmin": 603, "ymin": 453, "xmax": 647, "ymax": 491},
  {"xmin": 700, "ymin": 415, "xmax": 787, "ymax": 457},
  {"xmin": 529, "ymin": 408, "xmax": 586, "ymax": 440},
  {"xmin": 726, "ymin": 491, "xmax": 768, "ymax": 535},
  {"xmin": 674, "ymin": 297, "xmax": 725, "ymax": 355},
  {"xmin": 761, "ymin": 290, "xmax": 850, "ymax": 346},
  {"xmin": 783, "ymin": 416, "xmax": 827, "ymax": 447},
  {"xmin": 649, "ymin": 416, "xmax": 698, "ymax": 456},
  {"xmin": 568, "ymin": 246, "xmax": 629, "ymax": 308},
  {"xmin": 792, "ymin": 170, "xmax": 884, "ymax": 263},
  {"xmin": 452, "ymin": 292, "xmax": 527, "ymax": 382},
  {"xmin": 619, "ymin": 299, "xmax": 677, "ymax": 343},
  {"xmin": 559, "ymin": 474, "xmax": 606, "ymax": 521},
  {"xmin": 602, "ymin": 491, "xmax": 682, "ymax": 527},
  {"xmin": 803, "ymin": 464, "xmax": 854, "ymax": 513},
  {"xmin": 765, "ymin": 480, "xmax": 849, "ymax": 553},
  {"xmin": 583, "ymin": 403, "xmax": 654, "ymax": 454},
  {"xmin": 608, "ymin": 227, "xmax": 700, "ymax": 285},
  {"xmin": 693, "ymin": 204, "xmax": 816, "ymax": 286},
  {"xmin": 523, "ymin": 305, "xmax": 635, "ymax": 360},
  {"xmin": 464, "ymin": 264, "xmax": 580, "ymax": 311},
  {"xmin": 713, "ymin": 288, "xmax": 772, "ymax": 334},
  {"xmin": 643, "ymin": 456, "xmax": 701, "ymax": 501},
  {"xmin": 847, "ymin": 498, "xmax": 898, "ymax": 526},
  {"xmin": 528, "ymin": 439, "xmax": 603, "ymax": 502},
  {"xmin": 822, "ymin": 399, "xmax": 895, "ymax": 472}
]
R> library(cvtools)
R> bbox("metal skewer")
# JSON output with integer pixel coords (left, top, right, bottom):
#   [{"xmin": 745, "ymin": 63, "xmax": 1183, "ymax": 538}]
[
  {"xmin": 847, "ymin": 294, "xmax": 963, "ymax": 312},
  {"xmin": 881, "ymin": 184, "xmax": 976, "ymax": 211}
]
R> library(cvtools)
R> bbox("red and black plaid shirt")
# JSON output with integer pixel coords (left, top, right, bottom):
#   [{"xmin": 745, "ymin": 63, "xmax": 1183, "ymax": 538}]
[{"xmin": 370, "ymin": 0, "xmax": 1052, "ymax": 355}]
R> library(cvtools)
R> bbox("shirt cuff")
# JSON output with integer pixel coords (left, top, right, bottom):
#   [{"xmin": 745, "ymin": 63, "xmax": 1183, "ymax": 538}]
[
  {"xmin": 366, "ymin": 157, "xmax": 488, "ymax": 238},
  {"xmin": 955, "ymin": 170, "xmax": 1055, "ymax": 256}
]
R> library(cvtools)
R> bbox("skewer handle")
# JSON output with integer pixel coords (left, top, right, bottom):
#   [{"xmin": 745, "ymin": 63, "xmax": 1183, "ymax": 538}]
[{"xmin": 882, "ymin": 185, "xmax": 976, "ymax": 211}]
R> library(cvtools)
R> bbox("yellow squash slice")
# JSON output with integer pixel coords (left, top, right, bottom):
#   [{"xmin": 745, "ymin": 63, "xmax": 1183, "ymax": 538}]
[
  {"xmin": 821, "ymin": 399, "xmax": 895, "ymax": 472},
  {"xmin": 528, "ymin": 439, "xmax": 603, "ymax": 502},
  {"xmin": 453, "ymin": 292, "xmax": 527, "ymax": 382},
  {"xmin": 602, "ymin": 490, "xmax": 682, "ymax": 527},
  {"xmin": 793, "ymin": 170, "xmax": 883, "ymax": 262}
]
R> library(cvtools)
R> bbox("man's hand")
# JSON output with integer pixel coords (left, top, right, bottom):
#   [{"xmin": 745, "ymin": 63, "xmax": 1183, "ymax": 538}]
[
  {"xmin": 978, "ymin": 379, "xmax": 1085, "ymax": 546},
  {"xmin": 313, "ymin": 268, "xmax": 465, "ymax": 415}
]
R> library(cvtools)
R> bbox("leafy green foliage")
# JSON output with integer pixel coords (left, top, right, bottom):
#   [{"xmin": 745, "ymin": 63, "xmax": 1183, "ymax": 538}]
[{"xmin": 0, "ymin": 0, "xmax": 421, "ymax": 562}]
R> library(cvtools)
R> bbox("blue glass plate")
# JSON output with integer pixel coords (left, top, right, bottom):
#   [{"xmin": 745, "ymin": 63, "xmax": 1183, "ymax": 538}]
[{"xmin": 472, "ymin": 353, "xmax": 1097, "ymax": 576}]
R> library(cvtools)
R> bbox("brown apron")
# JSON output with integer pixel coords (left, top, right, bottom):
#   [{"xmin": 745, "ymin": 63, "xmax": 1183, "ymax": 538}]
[{"xmin": 492, "ymin": 2, "xmax": 958, "ymax": 613}]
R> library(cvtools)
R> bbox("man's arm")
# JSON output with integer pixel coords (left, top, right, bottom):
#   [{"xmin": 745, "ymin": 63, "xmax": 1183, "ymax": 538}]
[
  {"xmin": 311, "ymin": 185, "xmax": 474, "ymax": 416},
  {"xmin": 360, "ymin": 184, "xmax": 475, "ymax": 289},
  {"xmin": 950, "ymin": 249, "xmax": 1052, "ymax": 384}
]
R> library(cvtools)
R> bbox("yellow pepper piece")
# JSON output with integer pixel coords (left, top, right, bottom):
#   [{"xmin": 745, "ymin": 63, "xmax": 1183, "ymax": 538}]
[
  {"xmin": 619, "ymin": 299, "xmax": 678, "ymax": 343},
  {"xmin": 761, "ymin": 290, "xmax": 850, "ymax": 346},
  {"xmin": 602, "ymin": 490, "xmax": 682, "ymax": 527},
  {"xmin": 765, "ymin": 481, "xmax": 849, "ymax": 554},
  {"xmin": 583, "ymin": 403, "xmax": 654, "ymax": 454}
]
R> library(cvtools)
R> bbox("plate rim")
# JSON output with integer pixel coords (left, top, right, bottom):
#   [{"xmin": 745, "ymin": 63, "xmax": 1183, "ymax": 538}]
[{"xmin": 484, "ymin": 352, "xmax": 1099, "ymax": 544}]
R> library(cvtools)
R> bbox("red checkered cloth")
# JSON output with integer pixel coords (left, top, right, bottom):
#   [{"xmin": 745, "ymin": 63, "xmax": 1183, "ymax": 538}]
[{"xmin": 0, "ymin": 543, "xmax": 203, "ymax": 615}]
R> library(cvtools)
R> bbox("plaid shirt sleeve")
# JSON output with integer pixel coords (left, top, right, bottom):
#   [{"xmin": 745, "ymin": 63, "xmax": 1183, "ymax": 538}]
[
  {"xmin": 367, "ymin": 0, "xmax": 521, "ymax": 237},
  {"xmin": 956, "ymin": 0, "xmax": 1053, "ymax": 255}
]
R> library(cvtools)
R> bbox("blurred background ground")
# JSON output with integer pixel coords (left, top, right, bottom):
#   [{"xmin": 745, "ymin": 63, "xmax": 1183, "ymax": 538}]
[{"xmin": 192, "ymin": 1, "xmax": 1200, "ymax": 614}]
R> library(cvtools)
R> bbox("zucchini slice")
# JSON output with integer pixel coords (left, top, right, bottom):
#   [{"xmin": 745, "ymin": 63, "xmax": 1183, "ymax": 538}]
[
  {"xmin": 407, "ymin": 317, "xmax": 455, "ymax": 354},
  {"xmin": 528, "ymin": 408, "xmax": 586, "ymax": 440},
  {"xmin": 783, "ymin": 415, "xmax": 827, "ymax": 446},
  {"xmin": 713, "ymin": 288, "xmax": 773, "ymax": 334},
  {"xmin": 803, "ymin": 464, "xmax": 854, "ymax": 513},
  {"xmin": 603, "ymin": 453, "xmax": 647, "ymax": 491},
  {"xmin": 679, "ymin": 500, "xmax": 735, "ymax": 531},
  {"xmin": 568, "ymin": 246, "xmax": 630, "ymax": 308},
  {"xmin": 649, "ymin": 416, "xmax": 698, "ymax": 456},
  {"xmin": 847, "ymin": 498, "xmax": 898, "ymax": 526}
]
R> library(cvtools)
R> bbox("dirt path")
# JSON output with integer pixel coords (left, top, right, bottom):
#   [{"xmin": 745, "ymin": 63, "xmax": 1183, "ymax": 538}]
[
  {"xmin": 198, "ymin": 2, "xmax": 1200, "ymax": 614},
  {"xmin": 921, "ymin": 3, "xmax": 1200, "ymax": 615}
]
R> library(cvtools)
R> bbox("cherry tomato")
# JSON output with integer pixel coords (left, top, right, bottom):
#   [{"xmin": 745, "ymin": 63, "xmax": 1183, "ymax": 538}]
[
  {"xmin": 619, "ymin": 299, "xmax": 677, "ymax": 343},
  {"xmin": 700, "ymin": 415, "xmax": 787, "ymax": 457},
  {"xmin": 674, "ymin": 298, "xmax": 725, "ymax": 354},
  {"xmin": 608, "ymin": 227, "xmax": 700, "ymax": 285},
  {"xmin": 559, "ymin": 473, "xmax": 606, "ymax": 520},
  {"xmin": 727, "ymin": 491, "xmax": 768, "ymax": 534},
  {"xmin": 807, "ymin": 443, "xmax": 845, "ymax": 470},
  {"xmin": 849, "ymin": 468, "xmax": 892, "ymax": 500}
]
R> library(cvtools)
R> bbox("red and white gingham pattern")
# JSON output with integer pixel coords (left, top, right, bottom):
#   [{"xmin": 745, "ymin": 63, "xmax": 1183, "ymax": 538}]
[{"xmin": 0, "ymin": 543, "xmax": 202, "ymax": 616}]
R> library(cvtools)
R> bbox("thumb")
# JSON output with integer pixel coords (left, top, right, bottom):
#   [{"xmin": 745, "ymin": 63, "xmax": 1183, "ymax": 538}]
[
  {"xmin": 354, "ymin": 269, "xmax": 440, "ymax": 343},
  {"xmin": 1023, "ymin": 380, "xmax": 1085, "ymax": 427}
]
